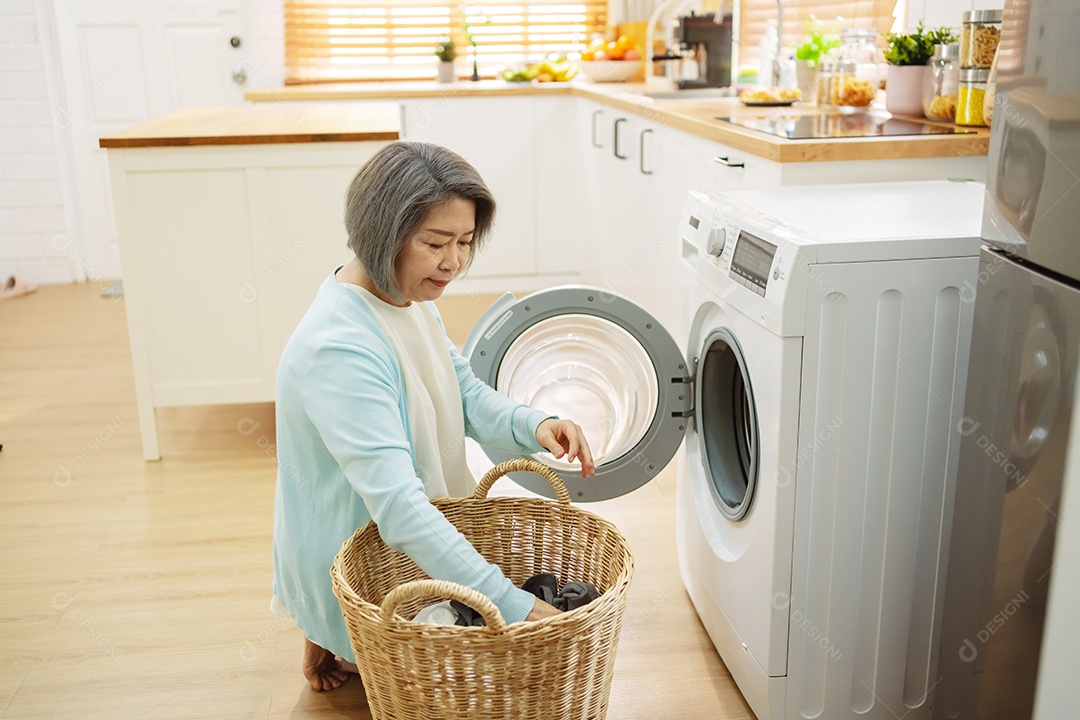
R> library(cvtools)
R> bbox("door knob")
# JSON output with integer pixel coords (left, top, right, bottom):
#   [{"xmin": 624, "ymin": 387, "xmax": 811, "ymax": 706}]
[{"xmin": 230, "ymin": 35, "xmax": 242, "ymax": 48}]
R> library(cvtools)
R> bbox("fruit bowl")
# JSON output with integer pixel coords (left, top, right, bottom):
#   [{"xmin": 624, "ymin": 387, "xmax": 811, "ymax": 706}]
[{"xmin": 577, "ymin": 60, "xmax": 642, "ymax": 83}]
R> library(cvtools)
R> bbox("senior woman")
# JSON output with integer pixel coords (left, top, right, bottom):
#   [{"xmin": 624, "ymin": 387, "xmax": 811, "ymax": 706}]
[{"xmin": 272, "ymin": 141, "xmax": 595, "ymax": 692}]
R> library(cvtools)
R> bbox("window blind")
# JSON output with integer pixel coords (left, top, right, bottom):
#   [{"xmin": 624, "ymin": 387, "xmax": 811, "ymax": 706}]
[
  {"xmin": 285, "ymin": 1, "xmax": 607, "ymax": 84},
  {"xmin": 738, "ymin": 0, "xmax": 900, "ymax": 69}
]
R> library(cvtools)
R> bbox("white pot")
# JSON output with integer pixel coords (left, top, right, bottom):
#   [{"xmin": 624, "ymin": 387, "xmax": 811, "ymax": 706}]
[
  {"xmin": 437, "ymin": 61, "xmax": 455, "ymax": 83},
  {"xmin": 795, "ymin": 60, "xmax": 818, "ymax": 103},
  {"xmin": 885, "ymin": 64, "xmax": 929, "ymax": 116}
]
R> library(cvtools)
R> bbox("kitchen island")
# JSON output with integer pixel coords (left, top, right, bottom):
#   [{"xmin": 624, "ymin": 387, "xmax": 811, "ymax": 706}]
[{"xmin": 100, "ymin": 102, "xmax": 399, "ymax": 460}]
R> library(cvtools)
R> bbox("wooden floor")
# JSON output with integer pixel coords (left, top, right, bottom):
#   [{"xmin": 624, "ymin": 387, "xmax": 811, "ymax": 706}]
[{"xmin": 0, "ymin": 283, "xmax": 755, "ymax": 720}]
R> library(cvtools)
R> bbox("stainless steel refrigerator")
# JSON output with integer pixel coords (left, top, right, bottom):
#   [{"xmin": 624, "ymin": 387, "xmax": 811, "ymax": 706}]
[{"xmin": 934, "ymin": 1, "xmax": 1080, "ymax": 718}]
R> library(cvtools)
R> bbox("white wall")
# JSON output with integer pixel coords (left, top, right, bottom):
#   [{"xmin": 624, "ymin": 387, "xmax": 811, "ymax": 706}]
[
  {"xmin": 0, "ymin": 0, "xmax": 78, "ymax": 284},
  {"xmin": 0, "ymin": 0, "xmax": 285, "ymax": 286}
]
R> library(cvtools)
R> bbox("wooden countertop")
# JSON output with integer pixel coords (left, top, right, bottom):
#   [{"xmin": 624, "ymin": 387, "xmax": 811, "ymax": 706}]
[
  {"xmin": 245, "ymin": 81, "xmax": 990, "ymax": 163},
  {"xmin": 98, "ymin": 102, "xmax": 400, "ymax": 148}
]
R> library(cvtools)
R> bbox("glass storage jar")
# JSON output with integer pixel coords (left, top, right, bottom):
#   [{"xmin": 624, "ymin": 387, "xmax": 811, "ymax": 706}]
[
  {"xmin": 817, "ymin": 55, "xmax": 839, "ymax": 107},
  {"xmin": 820, "ymin": 29, "xmax": 880, "ymax": 109},
  {"xmin": 923, "ymin": 42, "xmax": 960, "ymax": 121},
  {"xmin": 960, "ymin": 9, "xmax": 1002, "ymax": 68},
  {"xmin": 983, "ymin": 49, "xmax": 1000, "ymax": 126},
  {"xmin": 957, "ymin": 67, "xmax": 990, "ymax": 126}
]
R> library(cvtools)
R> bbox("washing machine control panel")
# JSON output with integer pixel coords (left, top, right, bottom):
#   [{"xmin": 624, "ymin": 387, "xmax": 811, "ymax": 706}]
[
  {"xmin": 680, "ymin": 191, "xmax": 807, "ymax": 336},
  {"xmin": 727, "ymin": 229, "xmax": 777, "ymax": 297}
]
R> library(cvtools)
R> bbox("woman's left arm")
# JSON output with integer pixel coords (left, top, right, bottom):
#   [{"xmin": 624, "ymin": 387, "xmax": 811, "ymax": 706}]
[
  {"xmin": 443, "ymin": 336, "xmax": 596, "ymax": 478},
  {"xmin": 444, "ymin": 334, "xmax": 547, "ymax": 452}
]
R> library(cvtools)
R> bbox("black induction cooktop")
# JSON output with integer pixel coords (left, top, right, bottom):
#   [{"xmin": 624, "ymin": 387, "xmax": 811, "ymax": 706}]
[{"xmin": 718, "ymin": 113, "xmax": 977, "ymax": 139}]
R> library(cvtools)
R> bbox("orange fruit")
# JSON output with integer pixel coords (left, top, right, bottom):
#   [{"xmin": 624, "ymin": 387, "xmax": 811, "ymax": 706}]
[
  {"xmin": 615, "ymin": 35, "xmax": 636, "ymax": 53},
  {"xmin": 605, "ymin": 40, "xmax": 625, "ymax": 60}
]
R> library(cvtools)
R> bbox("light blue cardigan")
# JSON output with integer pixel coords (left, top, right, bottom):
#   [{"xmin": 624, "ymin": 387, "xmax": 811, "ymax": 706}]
[{"xmin": 272, "ymin": 274, "xmax": 548, "ymax": 661}]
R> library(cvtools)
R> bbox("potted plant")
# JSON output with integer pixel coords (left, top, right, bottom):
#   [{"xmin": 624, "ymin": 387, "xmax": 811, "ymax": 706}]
[
  {"xmin": 435, "ymin": 39, "xmax": 457, "ymax": 83},
  {"xmin": 883, "ymin": 21, "xmax": 957, "ymax": 115},
  {"xmin": 792, "ymin": 15, "xmax": 840, "ymax": 99}
]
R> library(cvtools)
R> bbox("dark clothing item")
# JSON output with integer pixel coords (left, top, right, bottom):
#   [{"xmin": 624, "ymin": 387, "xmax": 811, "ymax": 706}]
[
  {"xmin": 552, "ymin": 581, "xmax": 599, "ymax": 611},
  {"xmin": 450, "ymin": 599, "xmax": 489, "ymax": 627},
  {"xmin": 450, "ymin": 573, "xmax": 600, "ymax": 626},
  {"xmin": 521, "ymin": 573, "xmax": 559, "ymax": 606}
]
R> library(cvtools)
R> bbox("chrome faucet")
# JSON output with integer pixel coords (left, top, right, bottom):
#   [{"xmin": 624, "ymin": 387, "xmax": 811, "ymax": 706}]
[
  {"xmin": 772, "ymin": 0, "xmax": 784, "ymax": 86},
  {"xmin": 713, "ymin": 0, "xmax": 783, "ymax": 86}
]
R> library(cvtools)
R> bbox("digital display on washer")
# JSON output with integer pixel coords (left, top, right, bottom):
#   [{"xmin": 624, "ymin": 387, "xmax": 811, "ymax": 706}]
[
  {"xmin": 730, "ymin": 231, "xmax": 777, "ymax": 297},
  {"xmin": 689, "ymin": 215, "xmax": 700, "ymax": 229}
]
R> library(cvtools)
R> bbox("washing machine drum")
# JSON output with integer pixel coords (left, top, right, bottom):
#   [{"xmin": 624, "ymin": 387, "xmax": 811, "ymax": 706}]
[
  {"xmin": 464, "ymin": 286, "xmax": 691, "ymax": 502},
  {"xmin": 696, "ymin": 328, "xmax": 758, "ymax": 521}
]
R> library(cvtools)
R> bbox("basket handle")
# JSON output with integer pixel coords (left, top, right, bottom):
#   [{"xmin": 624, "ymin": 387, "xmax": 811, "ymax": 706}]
[
  {"xmin": 473, "ymin": 458, "xmax": 571, "ymax": 505},
  {"xmin": 379, "ymin": 579, "xmax": 507, "ymax": 632}
]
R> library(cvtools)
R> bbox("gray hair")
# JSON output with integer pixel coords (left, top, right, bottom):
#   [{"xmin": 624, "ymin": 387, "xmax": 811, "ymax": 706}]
[{"xmin": 344, "ymin": 141, "xmax": 496, "ymax": 303}]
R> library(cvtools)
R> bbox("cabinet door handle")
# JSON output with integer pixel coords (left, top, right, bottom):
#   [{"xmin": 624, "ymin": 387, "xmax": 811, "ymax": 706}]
[
  {"xmin": 714, "ymin": 155, "xmax": 745, "ymax": 168},
  {"xmin": 614, "ymin": 118, "xmax": 627, "ymax": 159},
  {"xmin": 591, "ymin": 109, "xmax": 603, "ymax": 147},
  {"xmin": 640, "ymin": 128, "xmax": 653, "ymax": 175}
]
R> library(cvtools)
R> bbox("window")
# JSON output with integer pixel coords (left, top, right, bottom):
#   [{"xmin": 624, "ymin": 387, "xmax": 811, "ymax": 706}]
[
  {"xmin": 285, "ymin": 0, "xmax": 900, "ymax": 85},
  {"xmin": 739, "ymin": 0, "xmax": 901, "ymax": 68},
  {"xmin": 285, "ymin": 1, "xmax": 606, "ymax": 84}
]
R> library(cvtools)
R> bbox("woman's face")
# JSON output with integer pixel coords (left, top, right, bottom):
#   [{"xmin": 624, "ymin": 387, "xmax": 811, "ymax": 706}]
[{"xmin": 394, "ymin": 197, "xmax": 476, "ymax": 305}]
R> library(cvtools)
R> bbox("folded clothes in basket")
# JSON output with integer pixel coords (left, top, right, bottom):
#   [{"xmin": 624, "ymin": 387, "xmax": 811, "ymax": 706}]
[
  {"xmin": 414, "ymin": 573, "xmax": 600, "ymax": 626},
  {"xmin": 521, "ymin": 573, "xmax": 600, "ymax": 612}
]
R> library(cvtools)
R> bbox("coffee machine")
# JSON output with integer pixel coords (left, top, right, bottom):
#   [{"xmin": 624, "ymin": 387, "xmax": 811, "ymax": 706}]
[{"xmin": 673, "ymin": 11, "xmax": 732, "ymax": 89}]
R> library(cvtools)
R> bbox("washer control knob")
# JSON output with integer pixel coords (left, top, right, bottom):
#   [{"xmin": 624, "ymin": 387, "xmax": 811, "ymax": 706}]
[
  {"xmin": 706, "ymin": 226, "xmax": 726, "ymax": 257},
  {"xmin": 773, "ymin": 267, "xmax": 780, "ymax": 280}
]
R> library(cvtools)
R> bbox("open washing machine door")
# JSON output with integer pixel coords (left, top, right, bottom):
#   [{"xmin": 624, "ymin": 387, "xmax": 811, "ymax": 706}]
[{"xmin": 463, "ymin": 285, "xmax": 690, "ymax": 501}]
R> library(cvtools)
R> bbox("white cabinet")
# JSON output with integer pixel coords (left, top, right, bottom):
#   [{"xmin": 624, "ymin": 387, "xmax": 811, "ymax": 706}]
[
  {"xmin": 533, "ymin": 96, "xmax": 590, "ymax": 278},
  {"xmin": 578, "ymin": 99, "xmax": 668, "ymax": 325},
  {"xmin": 653, "ymin": 125, "xmax": 783, "ymax": 199},
  {"xmin": 400, "ymin": 96, "xmax": 539, "ymax": 281},
  {"xmin": 108, "ymin": 141, "xmax": 390, "ymax": 459}
]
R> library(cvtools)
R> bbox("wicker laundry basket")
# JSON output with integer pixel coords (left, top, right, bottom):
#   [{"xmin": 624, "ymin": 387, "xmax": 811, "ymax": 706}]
[{"xmin": 331, "ymin": 458, "xmax": 635, "ymax": 720}]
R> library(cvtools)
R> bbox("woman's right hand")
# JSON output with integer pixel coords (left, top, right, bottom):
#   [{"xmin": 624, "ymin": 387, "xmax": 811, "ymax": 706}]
[
  {"xmin": 535, "ymin": 418, "xmax": 596, "ymax": 478},
  {"xmin": 526, "ymin": 597, "xmax": 562, "ymax": 621}
]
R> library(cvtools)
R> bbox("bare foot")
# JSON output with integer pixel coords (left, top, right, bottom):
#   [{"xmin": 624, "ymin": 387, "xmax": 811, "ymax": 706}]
[{"xmin": 303, "ymin": 636, "xmax": 353, "ymax": 692}]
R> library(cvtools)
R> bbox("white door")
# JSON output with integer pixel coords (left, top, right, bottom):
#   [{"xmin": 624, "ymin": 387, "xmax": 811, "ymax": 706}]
[{"xmin": 51, "ymin": 0, "xmax": 250, "ymax": 281}]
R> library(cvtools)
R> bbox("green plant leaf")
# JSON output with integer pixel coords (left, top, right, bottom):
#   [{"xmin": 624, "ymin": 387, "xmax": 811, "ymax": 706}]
[
  {"xmin": 885, "ymin": 19, "xmax": 958, "ymax": 65},
  {"xmin": 792, "ymin": 15, "xmax": 841, "ymax": 67},
  {"xmin": 435, "ymin": 39, "xmax": 457, "ymax": 61}
]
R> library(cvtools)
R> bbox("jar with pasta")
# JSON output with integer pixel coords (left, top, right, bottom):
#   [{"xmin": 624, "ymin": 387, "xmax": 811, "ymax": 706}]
[
  {"xmin": 960, "ymin": 9, "xmax": 1002, "ymax": 68},
  {"xmin": 819, "ymin": 29, "xmax": 880, "ymax": 110},
  {"xmin": 957, "ymin": 68, "xmax": 990, "ymax": 126},
  {"xmin": 924, "ymin": 42, "xmax": 960, "ymax": 121},
  {"xmin": 983, "ymin": 49, "xmax": 999, "ymax": 126}
]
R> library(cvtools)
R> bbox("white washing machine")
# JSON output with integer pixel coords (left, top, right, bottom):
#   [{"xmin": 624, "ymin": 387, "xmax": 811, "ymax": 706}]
[{"xmin": 464, "ymin": 180, "xmax": 984, "ymax": 720}]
